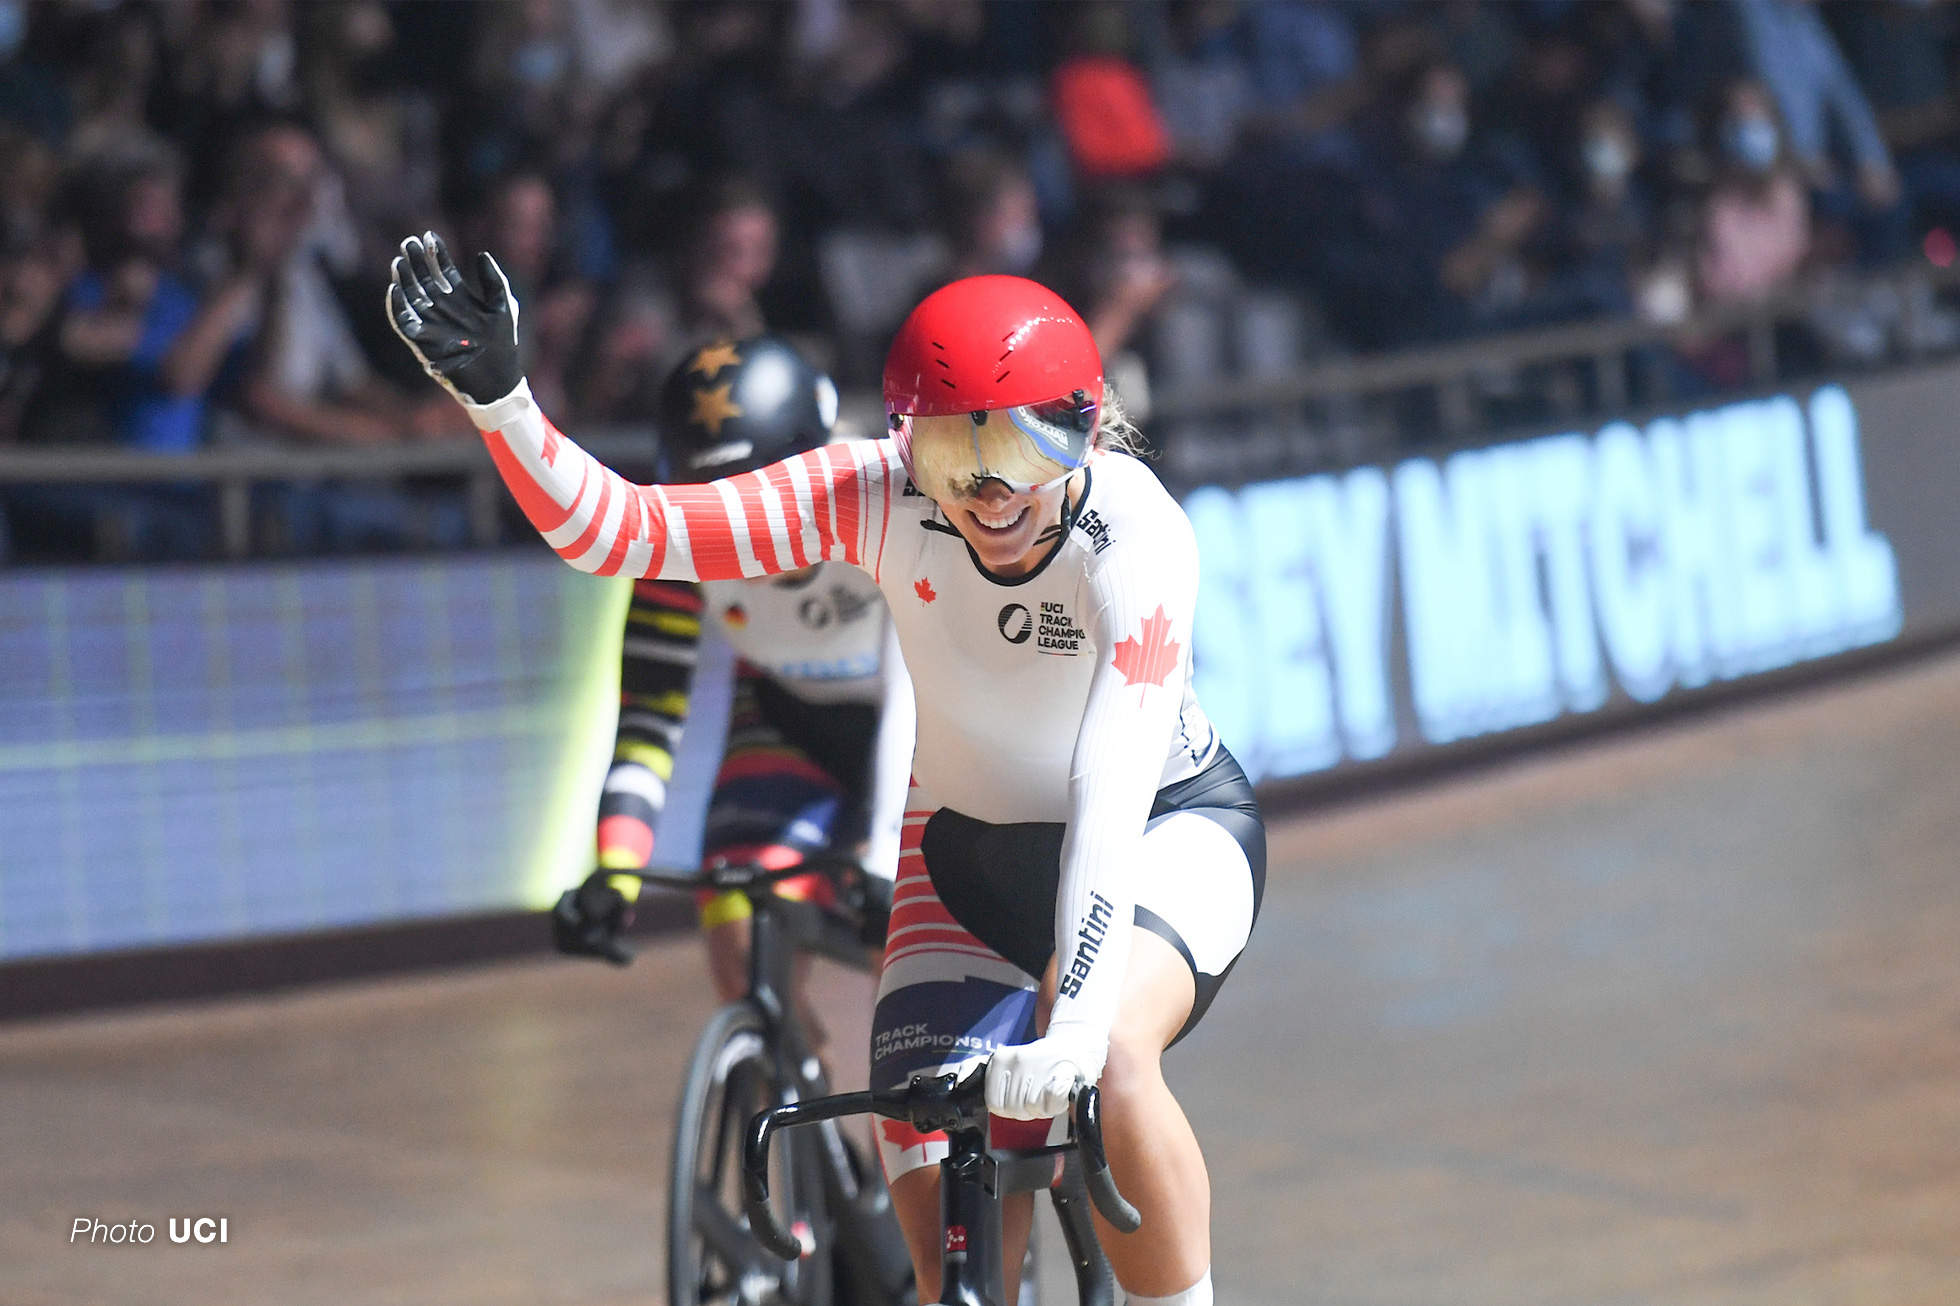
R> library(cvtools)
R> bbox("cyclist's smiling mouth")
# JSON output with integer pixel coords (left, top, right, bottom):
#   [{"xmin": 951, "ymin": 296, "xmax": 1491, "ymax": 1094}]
[
  {"xmin": 944, "ymin": 478, "xmax": 1066, "ymax": 575},
  {"xmin": 969, "ymin": 501, "xmax": 1028, "ymax": 533}
]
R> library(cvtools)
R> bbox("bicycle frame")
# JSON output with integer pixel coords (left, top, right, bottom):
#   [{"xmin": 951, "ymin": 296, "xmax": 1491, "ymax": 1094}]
[
  {"xmin": 744, "ymin": 895, "xmax": 822, "ymax": 1089},
  {"xmin": 641, "ymin": 855, "xmax": 872, "ymax": 1094},
  {"xmin": 641, "ymin": 854, "xmax": 911, "ymax": 1305}
]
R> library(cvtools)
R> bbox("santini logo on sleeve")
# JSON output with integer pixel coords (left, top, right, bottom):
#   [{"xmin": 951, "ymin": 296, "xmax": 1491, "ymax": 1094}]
[{"xmin": 1058, "ymin": 892, "xmax": 1116, "ymax": 998}]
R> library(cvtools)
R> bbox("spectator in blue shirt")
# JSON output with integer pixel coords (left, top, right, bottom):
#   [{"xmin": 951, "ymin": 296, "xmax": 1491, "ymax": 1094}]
[
  {"xmin": 1828, "ymin": 0, "xmax": 1960, "ymax": 236},
  {"xmin": 39, "ymin": 148, "xmax": 257, "ymax": 453},
  {"xmin": 1242, "ymin": 0, "xmax": 1369, "ymax": 168},
  {"xmin": 14, "ymin": 145, "xmax": 264, "ymax": 557}
]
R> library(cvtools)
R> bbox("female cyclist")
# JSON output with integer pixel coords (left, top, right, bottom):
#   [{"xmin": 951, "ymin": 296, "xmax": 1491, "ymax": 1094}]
[
  {"xmin": 550, "ymin": 335, "xmax": 916, "ymax": 1024},
  {"xmin": 390, "ymin": 233, "xmax": 1264, "ymax": 1306}
]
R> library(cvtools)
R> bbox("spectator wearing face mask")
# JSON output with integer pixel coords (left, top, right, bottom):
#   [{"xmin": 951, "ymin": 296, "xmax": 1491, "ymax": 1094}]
[
  {"xmin": 1318, "ymin": 59, "xmax": 1549, "ymax": 349},
  {"xmin": 1730, "ymin": 0, "xmax": 1905, "ymax": 264},
  {"xmin": 1698, "ymin": 79, "xmax": 1811, "ymax": 307},
  {"xmin": 1547, "ymin": 98, "xmax": 1652, "ymax": 320},
  {"xmin": 1662, "ymin": 77, "xmax": 1815, "ymax": 395}
]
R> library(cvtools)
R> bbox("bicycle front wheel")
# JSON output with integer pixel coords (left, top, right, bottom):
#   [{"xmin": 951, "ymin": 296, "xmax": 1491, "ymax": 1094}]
[{"xmin": 668, "ymin": 1001, "xmax": 832, "ymax": 1306}]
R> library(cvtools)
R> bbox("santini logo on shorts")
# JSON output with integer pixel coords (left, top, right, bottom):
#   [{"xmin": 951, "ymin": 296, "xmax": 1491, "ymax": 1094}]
[{"xmin": 1058, "ymin": 892, "xmax": 1116, "ymax": 999}]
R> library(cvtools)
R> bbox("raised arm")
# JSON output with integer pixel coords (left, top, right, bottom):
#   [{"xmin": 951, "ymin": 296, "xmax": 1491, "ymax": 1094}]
[{"xmin": 387, "ymin": 233, "xmax": 902, "ymax": 582}]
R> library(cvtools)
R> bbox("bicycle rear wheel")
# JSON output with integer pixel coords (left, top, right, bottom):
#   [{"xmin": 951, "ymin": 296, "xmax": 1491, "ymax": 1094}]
[{"xmin": 669, "ymin": 1001, "xmax": 832, "ymax": 1306}]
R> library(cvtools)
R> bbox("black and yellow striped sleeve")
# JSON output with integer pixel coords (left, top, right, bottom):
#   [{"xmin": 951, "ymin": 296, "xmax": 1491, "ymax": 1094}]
[{"xmin": 596, "ymin": 579, "xmax": 704, "ymax": 869}]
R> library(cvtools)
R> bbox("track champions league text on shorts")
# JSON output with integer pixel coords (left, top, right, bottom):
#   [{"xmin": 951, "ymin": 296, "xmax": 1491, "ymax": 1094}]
[{"xmin": 1184, "ymin": 366, "xmax": 1960, "ymax": 785}]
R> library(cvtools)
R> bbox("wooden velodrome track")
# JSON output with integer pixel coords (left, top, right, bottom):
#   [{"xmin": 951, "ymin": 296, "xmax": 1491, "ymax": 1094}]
[{"xmin": 4, "ymin": 649, "xmax": 1960, "ymax": 1306}]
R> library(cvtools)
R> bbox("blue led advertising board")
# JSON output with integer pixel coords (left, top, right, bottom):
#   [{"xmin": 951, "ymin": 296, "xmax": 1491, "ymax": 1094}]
[{"xmin": 1186, "ymin": 364, "xmax": 1960, "ymax": 785}]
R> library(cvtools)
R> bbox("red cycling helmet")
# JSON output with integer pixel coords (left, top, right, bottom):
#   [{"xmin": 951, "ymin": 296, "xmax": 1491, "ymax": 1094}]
[{"xmin": 884, "ymin": 276, "xmax": 1105, "ymax": 498}]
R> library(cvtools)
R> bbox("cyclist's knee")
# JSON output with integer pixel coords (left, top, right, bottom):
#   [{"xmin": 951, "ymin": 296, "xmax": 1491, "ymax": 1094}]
[
  {"xmin": 1100, "ymin": 930, "xmax": 1194, "ymax": 1097},
  {"xmin": 1099, "ymin": 1021, "xmax": 1165, "ymax": 1104}
]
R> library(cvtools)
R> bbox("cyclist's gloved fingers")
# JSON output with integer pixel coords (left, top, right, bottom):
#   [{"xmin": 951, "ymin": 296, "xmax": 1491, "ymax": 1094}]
[
  {"xmin": 475, "ymin": 250, "xmax": 513, "ymax": 318},
  {"xmin": 1036, "ymin": 1064, "xmax": 1080, "ymax": 1119},
  {"xmin": 400, "ymin": 234, "xmax": 448, "ymax": 303},
  {"xmin": 425, "ymin": 229, "xmax": 462, "ymax": 294},
  {"xmin": 387, "ymin": 280, "xmax": 428, "ymax": 352},
  {"xmin": 387, "ymin": 275, "xmax": 417, "ymax": 326},
  {"xmin": 984, "ymin": 1059, "xmax": 1011, "ymax": 1118},
  {"xmin": 985, "ymin": 1049, "xmax": 1048, "ymax": 1120},
  {"xmin": 395, "ymin": 237, "xmax": 441, "ymax": 310},
  {"xmin": 1018, "ymin": 1064, "xmax": 1075, "ymax": 1120}
]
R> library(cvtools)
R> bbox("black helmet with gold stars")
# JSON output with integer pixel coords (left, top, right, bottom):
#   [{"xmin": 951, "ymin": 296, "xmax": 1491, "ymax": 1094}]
[{"xmin": 657, "ymin": 335, "xmax": 838, "ymax": 483}]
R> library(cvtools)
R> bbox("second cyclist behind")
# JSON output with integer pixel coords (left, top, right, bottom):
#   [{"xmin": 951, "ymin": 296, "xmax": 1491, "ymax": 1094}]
[{"xmin": 551, "ymin": 336, "xmax": 916, "ymax": 1037}]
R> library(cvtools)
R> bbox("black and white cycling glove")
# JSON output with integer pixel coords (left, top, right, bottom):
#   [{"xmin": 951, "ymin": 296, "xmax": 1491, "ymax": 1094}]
[{"xmin": 387, "ymin": 230, "xmax": 524, "ymax": 407}]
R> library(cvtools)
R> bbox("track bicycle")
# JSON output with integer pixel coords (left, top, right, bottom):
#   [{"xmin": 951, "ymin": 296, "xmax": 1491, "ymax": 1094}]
[
  {"xmin": 744, "ymin": 1059, "xmax": 1139, "ymax": 1306},
  {"xmin": 623, "ymin": 852, "xmax": 915, "ymax": 1306}
]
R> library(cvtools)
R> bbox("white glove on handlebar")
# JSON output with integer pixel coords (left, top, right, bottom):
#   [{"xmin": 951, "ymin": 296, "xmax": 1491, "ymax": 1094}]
[{"xmin": 986, "ymin": 1026, "xmax": 1108, "ymax": 1121}]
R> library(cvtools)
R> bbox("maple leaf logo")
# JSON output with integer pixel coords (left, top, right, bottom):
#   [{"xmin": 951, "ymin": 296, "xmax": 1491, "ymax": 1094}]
[
  {"xmin": 1111, "ymin": 605, "xmax": 1181, "ymax": 701},
  {"xmin": 914, "ymin": 577, "xmax": 937, "ymax": 603}
]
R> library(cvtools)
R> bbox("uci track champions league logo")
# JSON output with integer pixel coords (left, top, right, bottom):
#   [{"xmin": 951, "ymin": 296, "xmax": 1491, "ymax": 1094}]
[{"xmin": 1187, "ymin": 386, "xmax": 1904, "ymax": 782}]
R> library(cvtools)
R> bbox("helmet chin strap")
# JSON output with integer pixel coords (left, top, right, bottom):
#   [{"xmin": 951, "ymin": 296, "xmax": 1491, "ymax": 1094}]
[{"xmin": 1059, "ymin": 466, "xmax": 1085, "ymax": 534}]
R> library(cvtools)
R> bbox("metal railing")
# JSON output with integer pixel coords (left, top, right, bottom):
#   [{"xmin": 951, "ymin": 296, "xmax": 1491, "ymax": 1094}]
[
  {"xmin": 3, "ymin": 262, "xmax": 1956, "ymax": 559},
  {"xmin": 0, "ymin": 429, "xmax": 656, "ymax": 559},
  {"xmin": 1146, "ymin": 261, "xmax": 1960, "ymax": 485}
]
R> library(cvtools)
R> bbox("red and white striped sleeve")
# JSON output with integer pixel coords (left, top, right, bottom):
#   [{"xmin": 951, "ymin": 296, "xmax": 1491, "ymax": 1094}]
[{"xmin": 466, "ymin": 381, "xmax": 903, "ymax": 582}]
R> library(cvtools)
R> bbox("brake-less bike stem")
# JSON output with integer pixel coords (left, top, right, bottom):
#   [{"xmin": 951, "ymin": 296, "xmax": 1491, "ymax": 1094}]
[{"xmin": 938, "ymin": 1114, "xmax": 1006, "ymax": 1306}]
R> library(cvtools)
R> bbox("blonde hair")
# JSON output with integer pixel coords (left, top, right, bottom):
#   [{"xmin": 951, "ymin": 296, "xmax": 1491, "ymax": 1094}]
[{"xmin": 1094, "ymin": 382, "xmax": 1145, "ymax": 457}]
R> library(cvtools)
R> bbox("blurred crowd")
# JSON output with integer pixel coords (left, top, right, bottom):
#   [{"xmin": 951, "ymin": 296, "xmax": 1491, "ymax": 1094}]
[{"xmin": 4, "ymin": 0, "xmax": 1960, "ymax": 559}]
